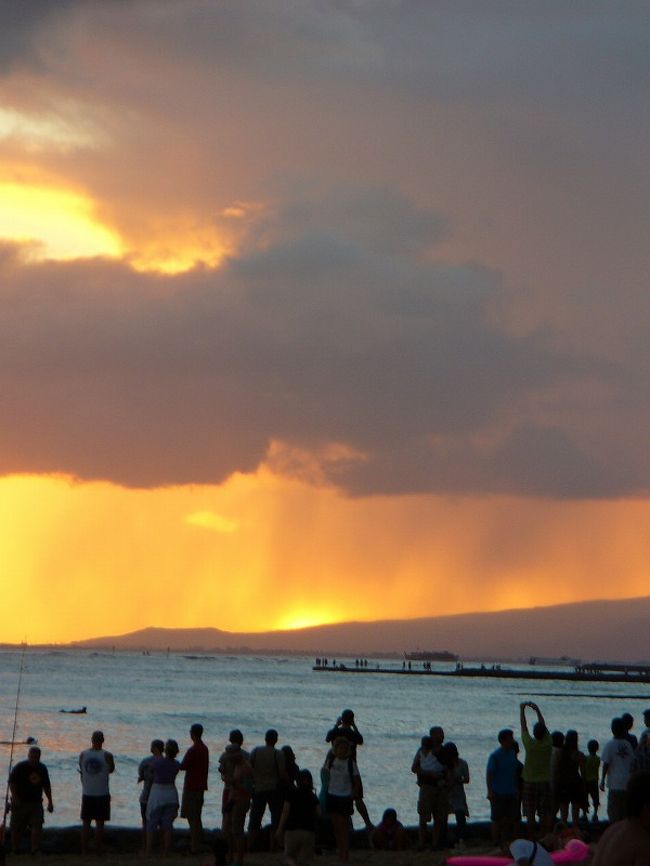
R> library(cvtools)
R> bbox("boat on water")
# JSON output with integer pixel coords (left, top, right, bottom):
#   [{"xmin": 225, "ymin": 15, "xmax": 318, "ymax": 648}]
[{"xmin": 404, "ymin": 649, "xmax": 458, "ymax": 662}]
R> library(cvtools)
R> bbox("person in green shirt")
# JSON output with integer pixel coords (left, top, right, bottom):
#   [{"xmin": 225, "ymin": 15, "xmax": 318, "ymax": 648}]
[{"xmin": 520, "ymin": 702, "xmax": 553, "ymax": 838}]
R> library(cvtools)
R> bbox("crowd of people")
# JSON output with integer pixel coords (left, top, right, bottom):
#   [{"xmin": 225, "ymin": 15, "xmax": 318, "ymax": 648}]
[{"xmin": 4, "ymin": 704, "xmax": 650, "ymax": 865}]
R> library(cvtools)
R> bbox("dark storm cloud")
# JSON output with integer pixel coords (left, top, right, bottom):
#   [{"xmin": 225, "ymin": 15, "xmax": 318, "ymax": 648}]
[
  {"xmin": 0, "ymin": 2, "xmax": 648, "ymax": 498},
  {"xmin": 0, "ymin": 0, "xmax": 96, "ymax": 69},
  {"xmin": 0, "ymin": 185, "xmax": 641, "ymax": 498}
]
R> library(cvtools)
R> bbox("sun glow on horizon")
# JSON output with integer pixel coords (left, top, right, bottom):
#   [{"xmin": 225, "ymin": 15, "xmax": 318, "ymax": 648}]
[
  {"xmin": 273, "ymin": 610, "xmax": 343, "ymax": 632},
  {"xmin": 1, "ymin": 471, "xmax": 649, "ymax": 645}
]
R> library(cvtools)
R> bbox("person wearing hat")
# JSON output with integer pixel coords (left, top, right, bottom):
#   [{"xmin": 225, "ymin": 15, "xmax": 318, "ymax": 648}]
[{"xmin": 79, "ymin": 730, "xmax": 115, "ymax": 854}]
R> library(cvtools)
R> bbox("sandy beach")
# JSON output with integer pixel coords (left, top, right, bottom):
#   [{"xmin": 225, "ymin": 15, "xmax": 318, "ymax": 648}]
[
  {"xmin": 3, "ymin": 825, "xmax": 600, "ymax": 866},
  {"xmin": 3, "ymin": 847, "xmax": 598, "ymax": 866}
]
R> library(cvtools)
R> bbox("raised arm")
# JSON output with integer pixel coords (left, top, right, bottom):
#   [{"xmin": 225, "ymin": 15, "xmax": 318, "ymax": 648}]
[
  {"xmin": 529, "ymin": 702, "xmax": 546, "ymax": 729},
  {"xmin": 350, "ymin": 721, "xmax": 363, "ymax": 746},
  {"xmin": 519, "ymin": 703, "xmax": 529, "ymax": 736}
]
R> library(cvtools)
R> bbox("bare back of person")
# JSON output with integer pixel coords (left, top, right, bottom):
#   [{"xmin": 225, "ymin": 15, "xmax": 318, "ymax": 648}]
[{"xmin": 592, "ymin": 818, "xmax": 650, "ymax": 866}]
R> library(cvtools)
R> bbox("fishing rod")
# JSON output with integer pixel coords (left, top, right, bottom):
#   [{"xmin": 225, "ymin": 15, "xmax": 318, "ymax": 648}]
[{"xmin": 1, "ymin": 642, "xmax": 27, "ymax": 851}]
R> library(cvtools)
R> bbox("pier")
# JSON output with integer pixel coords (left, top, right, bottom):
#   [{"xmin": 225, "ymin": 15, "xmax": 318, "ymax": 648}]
[{"xmin": 312, "ymin": 660, "xmax": 650, "ymax": 685}]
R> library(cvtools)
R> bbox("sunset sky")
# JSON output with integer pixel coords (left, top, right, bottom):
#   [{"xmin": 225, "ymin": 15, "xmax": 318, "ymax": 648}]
[{"xmin": 0, "ymin": 2, "xmax": 648, "ymax": 644}]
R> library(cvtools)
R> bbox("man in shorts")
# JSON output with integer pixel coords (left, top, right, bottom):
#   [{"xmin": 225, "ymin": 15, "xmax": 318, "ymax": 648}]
[
  {"xmin": 9, "ymin": 746, "xmax": 54, "ymax": 854},
  {"xmin": 486, "ymin": 729, "xmax": 520, "ymax": 851},
  {"xmin": 79, "ymin": 730, "xmax": 115, "ymax": 854},
  {"xmin": 600, "ymin": 717, "xmax": 636, "ymax": 822},
  {"xmin": 519, "ymin": 702, "xmax": 552, "ymax": 838},
  {"xmin": 247, "ymin": 728, "xmax": 288, "ymax": 850},
  {"xmin": 180, "ymin": 723, "xmax": 209, "ymax": 854}
]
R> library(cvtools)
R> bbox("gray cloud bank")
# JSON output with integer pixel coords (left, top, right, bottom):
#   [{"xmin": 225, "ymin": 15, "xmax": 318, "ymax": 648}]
[
  {"xmin": 0, "ymin": 187, "xmax": 642, "ymax": 497},
  {"xmin": 0, "ymin": 1, "xmax": 648, "ymax": 498}
]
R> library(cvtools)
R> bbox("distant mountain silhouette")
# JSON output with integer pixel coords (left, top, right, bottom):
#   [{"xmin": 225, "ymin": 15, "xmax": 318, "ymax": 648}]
[{"xmin": 70, "ymin": 596, "xmax": 650, "ymax": 662}]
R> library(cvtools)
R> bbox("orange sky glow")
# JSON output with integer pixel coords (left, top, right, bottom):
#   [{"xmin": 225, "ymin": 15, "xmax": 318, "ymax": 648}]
[
  {"xmin": 0, "ymin": 3, "xmax": 647, "ymax": 646},
  {"xmin": 1, "ymin": 470, "xmax": 649, "ymax": 645}
]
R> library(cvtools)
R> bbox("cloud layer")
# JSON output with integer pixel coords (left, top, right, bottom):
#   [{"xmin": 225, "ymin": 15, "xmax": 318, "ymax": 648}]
[{"xmin": 0, "ymin": 1, "xmax": 648, "ymax": 498}]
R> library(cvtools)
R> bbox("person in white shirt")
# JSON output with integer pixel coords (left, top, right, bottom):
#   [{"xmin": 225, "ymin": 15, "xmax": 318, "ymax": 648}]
[
  {"xmin": 79, "ymin": 730, "xmax": 115, "ymax": 855},
  {"xmin": 601, "ymin": 717, "xmax": 636, "ymax": 822},
  {"xmin": 321, "ymin": 737, "xmax": 361, "ymax": 862}
]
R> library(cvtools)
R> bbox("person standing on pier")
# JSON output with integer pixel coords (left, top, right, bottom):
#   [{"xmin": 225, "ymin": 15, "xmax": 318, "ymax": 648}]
[{"xmin": 519, "ymin": 702, "xmax": 552, "ymax": 838}]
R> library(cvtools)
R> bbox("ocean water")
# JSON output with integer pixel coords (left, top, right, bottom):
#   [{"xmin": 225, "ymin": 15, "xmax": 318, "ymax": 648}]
[{"xmin": 1, "ymin": 649, "xmax": 648, "ymax": 828}]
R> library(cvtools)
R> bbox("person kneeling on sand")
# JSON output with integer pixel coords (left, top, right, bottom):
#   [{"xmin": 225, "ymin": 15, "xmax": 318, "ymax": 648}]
[
  {"xmin": 592, "ymin": 770, "xmax": 650, "ymax": 866},
  {"xmin": 370, "ymin": 808, "xmax": 409, "ymax": 850}
]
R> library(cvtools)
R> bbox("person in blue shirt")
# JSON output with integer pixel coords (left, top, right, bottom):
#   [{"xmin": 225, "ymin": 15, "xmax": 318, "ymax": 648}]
[{"xmin": 486, "ymin": 729, "xmax": 520, "ymax": 853}]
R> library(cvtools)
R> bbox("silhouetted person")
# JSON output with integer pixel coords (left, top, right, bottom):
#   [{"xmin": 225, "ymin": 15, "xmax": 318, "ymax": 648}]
[
  {"xmin": 486, "ymin": 729, "xmax": 519, "ymax": 851},
  {"xmin": 79, "ymin": 730, "xmax": 115, "ymax": 855},
  {"xmin": 180, "ymin": 723, "xmax": 209, "ymax": 854},
  {"xmin": 325, "ymin": 709, "xmax": 372, "ymax": 829},
  {"xmin": 601, "ymin": 717, "xmax": 635, "ymax": 822},
  {"xmin": 248, "ymin": 728, "xmax": 288, "ymax": 849},
  {"xmin": 519, "ymin": 702, "xmax": 552, "ymax": 837},
  {"xmin": 9, "ymin": 746, "xmax": 53, "ymax": 854},
  {"xmin": 138, "ymin": 739, "xmax": 164, "ymax": 850}
]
